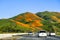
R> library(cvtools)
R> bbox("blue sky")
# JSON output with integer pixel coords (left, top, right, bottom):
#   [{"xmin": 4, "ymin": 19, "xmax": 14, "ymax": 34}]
[{"xmin": 0, "ymin": 0, "xmax": 60, "ymax": 19}]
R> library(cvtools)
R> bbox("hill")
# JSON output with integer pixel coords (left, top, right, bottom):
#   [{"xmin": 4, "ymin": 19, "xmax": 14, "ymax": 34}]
[
  {"xmin": 0, "ymin": 11, "xmax": 60, "ymax": 35},
  {"xmin": 36, "ymin": 11, "xmax": 60, "ymax": 35},
  {"xmin": 11, "ymin": 12, "xmax": 43, "ymax": 32},
  {"xmin": 0, "ymin": 19, "xmax": 32, "ymax": 33}
]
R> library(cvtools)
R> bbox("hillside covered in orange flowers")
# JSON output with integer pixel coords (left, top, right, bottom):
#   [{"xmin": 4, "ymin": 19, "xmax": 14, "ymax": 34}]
[
  {"xmin": 11, "ymin": 12, "xmax": 43, "ymax": 32},
  {"xmin": 0, "ymin": 11, "xmax": 60, "ymax": 35}
]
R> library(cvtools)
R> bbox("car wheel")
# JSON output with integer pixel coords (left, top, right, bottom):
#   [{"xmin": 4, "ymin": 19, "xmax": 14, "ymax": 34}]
[{"xmin": 38, "ymin": 36, "xmax": 40, "ymax": 37}]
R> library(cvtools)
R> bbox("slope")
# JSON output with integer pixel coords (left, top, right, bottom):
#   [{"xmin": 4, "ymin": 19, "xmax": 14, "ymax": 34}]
[
  {"xmin": 11, "ymin": 12, "xmax": 43, "ymax": 32},
  {"xmin": 0, "ymin": 19, "xmax": 32, "ymax": 33},
  {"xmin": 36, "ymin": 11, "xmax": 60, "ymax": 34}
]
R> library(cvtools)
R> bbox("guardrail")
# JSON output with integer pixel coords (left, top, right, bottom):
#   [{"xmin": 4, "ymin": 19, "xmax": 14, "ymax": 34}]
[{"xmin": 0, "ymin": 33, "xmax": 28, "ymax": 39}]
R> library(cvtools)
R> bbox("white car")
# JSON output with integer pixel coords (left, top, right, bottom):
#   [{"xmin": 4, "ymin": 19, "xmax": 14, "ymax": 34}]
[
  {"xmin": 38, "ymin": 30, "xmax": 47, "ymax": 37},
  {"xmin": 49, "ymin": 32, "xmax": 56, "ymax": 36},
  {"xmin": 28, "ymin": 32, "xmax": 33, "ymax": 35}
]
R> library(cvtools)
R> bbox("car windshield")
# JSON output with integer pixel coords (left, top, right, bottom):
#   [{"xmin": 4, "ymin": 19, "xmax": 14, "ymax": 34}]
[{"xmin": 39, "ymin": 31, "xmax": 46, "ymax": 33}]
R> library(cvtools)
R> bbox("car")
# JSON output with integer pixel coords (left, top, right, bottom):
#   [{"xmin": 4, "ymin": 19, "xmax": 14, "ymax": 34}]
[
  {"xmin": 49, "ymin": 32, "xmax": 56, "ymax": 36},
  {"xmin": 37, "ymin": 30, "xmax": 47, "ymax": 37},
  {"xmin": 28, "ymin": 32, "xmax": 33, "ymax": 35}
]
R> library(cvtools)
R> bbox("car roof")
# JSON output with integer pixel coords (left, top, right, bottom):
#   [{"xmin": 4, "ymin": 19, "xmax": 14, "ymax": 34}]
[
  {"xmin": 37, "ymin": 30, "xmax": 46, "ymax": 33},
  {"xmin": 39, "ymin": 30, "xmax": 46, "ymax": 31}
]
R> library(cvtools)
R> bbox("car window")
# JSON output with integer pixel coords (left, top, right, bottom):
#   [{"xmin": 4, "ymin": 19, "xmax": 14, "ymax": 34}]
[{"xmin": 39, "ymin": 31, "xmax": 46, "ymax": 33}]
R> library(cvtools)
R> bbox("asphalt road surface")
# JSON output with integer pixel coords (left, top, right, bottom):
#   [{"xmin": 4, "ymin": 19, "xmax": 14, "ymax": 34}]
[{"xmin": 15, "ymin": 35, "xmax": 60, "ymax": 40}]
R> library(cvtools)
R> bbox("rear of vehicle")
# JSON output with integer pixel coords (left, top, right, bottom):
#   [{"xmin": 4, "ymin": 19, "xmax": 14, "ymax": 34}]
[
  {"xmin": 38, "ymin": 30, "xmax": 47, "ymax": 37},
  {"xmin": 49, "ymin": 32, "xmax": 56, "ymax": 36},
  {"xmin": 28, "ymin": 32, "xmax": 33, "ymax": 36}
]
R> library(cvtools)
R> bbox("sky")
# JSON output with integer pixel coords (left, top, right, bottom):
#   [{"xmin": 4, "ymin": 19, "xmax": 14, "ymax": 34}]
[{"xmin": 0, "ymin": 0, "xmax": 60, "ymax": 19}]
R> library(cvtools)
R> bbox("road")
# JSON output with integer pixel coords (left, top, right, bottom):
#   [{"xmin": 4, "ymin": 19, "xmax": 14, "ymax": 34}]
[
  {"xmin": 15, "ymin": 35, "xmax": 60, "ymax": 40},
  {"xmin": 1, "ymin": 34, "xmax": 60, "ymax": 40},
  {"xmin": 17, "ymin": 36, "xmax": 60, "ymax": 40}
]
